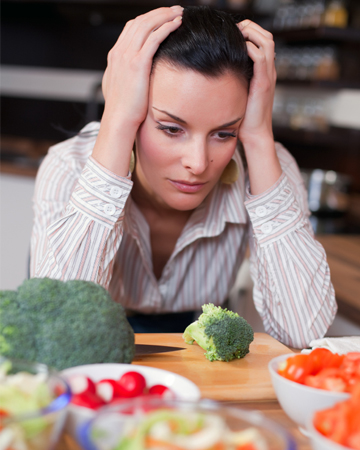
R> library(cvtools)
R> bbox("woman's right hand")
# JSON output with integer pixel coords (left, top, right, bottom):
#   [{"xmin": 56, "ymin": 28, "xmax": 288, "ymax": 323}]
[{"xmin": 92, "ymin": 6, "xmax": 183, "ymax": 176}]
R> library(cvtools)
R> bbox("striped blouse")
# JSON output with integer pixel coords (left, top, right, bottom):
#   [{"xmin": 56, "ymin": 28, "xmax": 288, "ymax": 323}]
[{"xmin": 30, "ymin": 121, "xmax": 337, "ymax": 348}]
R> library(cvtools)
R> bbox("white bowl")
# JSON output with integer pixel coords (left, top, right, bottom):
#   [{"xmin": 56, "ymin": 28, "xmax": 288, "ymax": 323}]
[
  {"xmin": 61, "ymin": 363, "xmax": 201, "ymax": 437},
  {"xmin": 268, "ymin": 354, "xmax": 349, "ymax": 433},
  {"xmin": 307, "ymin": 414, "xmax": 351, "ymax": 450}
]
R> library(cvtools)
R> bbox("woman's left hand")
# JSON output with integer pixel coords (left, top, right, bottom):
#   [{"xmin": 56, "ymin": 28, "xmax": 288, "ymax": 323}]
[
  {"xmin": 236, "ymin": 20, "xmax": 282, "ymax": 196},
  {"xmin": 237, "ymin": 20, "xmax": 276, "ymax": 144}
]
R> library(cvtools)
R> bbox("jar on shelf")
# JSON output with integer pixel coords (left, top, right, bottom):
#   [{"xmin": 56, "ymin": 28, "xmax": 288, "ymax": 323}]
[
  {"xmin": 313, "ymin": 47, "xmax": 340, "ymax": 80},
  {"xmin": 322, "ymin": 0, "xmax": 348, "ymax": 28}
]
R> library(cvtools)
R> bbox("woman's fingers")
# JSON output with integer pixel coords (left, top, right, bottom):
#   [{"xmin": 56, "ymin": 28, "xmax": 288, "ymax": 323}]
[
  {"xmin": 240, "ymin": 25, "xmax": 275, "ymax": 55},
  {"xmin": 120, "ymin": 6, "xmax": 183, "ymax": 54},
  {"xmin": 140, "ymin": 15, "xmax": 182, "ymax": 61},
  {"xmin": 239, "ymin": 19, "xmax": 273, "ymax": 40},
  {"xmin": 239, "ymin": 24, "xmax": 276, "ymax": 80}
]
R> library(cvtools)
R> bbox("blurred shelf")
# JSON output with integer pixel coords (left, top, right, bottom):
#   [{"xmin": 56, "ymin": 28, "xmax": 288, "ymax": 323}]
[
  {"xmin": 272, "ymin": 26, "xmax": 360, "ymax": 44},
  {"xmin": 2, "ymin": 0, "xmax": 195, "ymax": 4},
  {"xmin": 276, "ymin": 79, "xmax": 360, "ymax": 89},
  {"xmin": 273, "ymin": 125, "xmax": 360, "ymax": 148},
  {"xmin": 0, "ymin": 135, "xmax": 55, "ymax": 178}
]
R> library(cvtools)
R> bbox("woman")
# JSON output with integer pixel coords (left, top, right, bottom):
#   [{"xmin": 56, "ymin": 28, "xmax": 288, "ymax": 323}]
[{"xmin": 31, "ymin": 6, "xmax": 337, "ymax": 347}]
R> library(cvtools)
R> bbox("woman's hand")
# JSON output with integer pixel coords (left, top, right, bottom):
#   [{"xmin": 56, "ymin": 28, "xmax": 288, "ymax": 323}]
[
  {"xmin": 237, "ymin": 20, "xmax": 276, "ymax": 143},
  {"xmin": 237, "ymin": 20, "xmax": 282, "ymax": 195},
  {"xmin": 92, "ymin": 6, "xmax": 183, "ymax": 176}
]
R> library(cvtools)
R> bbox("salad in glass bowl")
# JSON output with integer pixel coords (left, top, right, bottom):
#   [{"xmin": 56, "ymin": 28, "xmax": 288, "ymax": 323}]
[
  {"xmin": 78, "ymin": 396, "xmax": 297, "ymax": 450},
  {"xmin": 0, "ymin": 357, "xmax": 71, "ymax": 450}
]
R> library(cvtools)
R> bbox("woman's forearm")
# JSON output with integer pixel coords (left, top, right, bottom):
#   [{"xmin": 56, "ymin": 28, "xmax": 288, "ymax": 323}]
[
  {"xmin": 242, "ymin": 133, "xmax": 282, "ymax": 196},
  {"xmin": 91, "ymin": 113, "xmax": 138, "ymax": 177}
]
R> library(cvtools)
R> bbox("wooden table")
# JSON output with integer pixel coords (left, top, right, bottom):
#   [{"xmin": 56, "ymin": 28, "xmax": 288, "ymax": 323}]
[
  {"xmin": 56, "ymin": 333, "xmax": 313, "ymax": 450},
  {"xmin": 316, "ymin": 234, "xmax": 360, "ymax": 325}
]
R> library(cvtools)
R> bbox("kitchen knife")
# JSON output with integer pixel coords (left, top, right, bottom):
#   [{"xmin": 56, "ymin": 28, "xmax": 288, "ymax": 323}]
[{"xmin": 135, "ymin": 344, "xmax": 185, "ymax": 356}]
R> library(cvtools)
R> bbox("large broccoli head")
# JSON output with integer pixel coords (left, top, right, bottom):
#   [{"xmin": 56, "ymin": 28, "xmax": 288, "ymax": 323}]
[
  {"xmin": 183, "ymin": 303, "xmax": 254, "ymax": 362},
  {"xmin": 0, "ymin": 278, "xmax": 135, "ymax": 370}
]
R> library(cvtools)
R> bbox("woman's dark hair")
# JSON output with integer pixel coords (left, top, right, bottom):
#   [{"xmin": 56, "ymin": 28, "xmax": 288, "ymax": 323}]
[{"xmin": 152, "ymin": 6, "xmax": 253, "ymax": 84}]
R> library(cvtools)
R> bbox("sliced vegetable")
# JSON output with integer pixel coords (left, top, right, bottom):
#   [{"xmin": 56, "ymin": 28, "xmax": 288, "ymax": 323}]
[
  {"xmin": 278, "ymin": 350, "xmax": 360, "ymax": 393},
  {"xmin": 314, "ymin": 383, "xmax": 360, "ymax": 449},
  {"xmin": 71, "ymin": 392, "xmax": 105, "ymax": 410},
  {"xmin": 96, "ymin": 379, "xmax": 121, "ymax": 403},
  {"xmin": 67, "ymin": 374, "xmax": 96, "ymax": 396},
  {"xmin": 69, "ymin": 370, "xmax": 176, "ymax": 409},
  {"xmin": 278, "ymin": 354, "xmax": 314, "ymax": 384},
  {"xmin": 114, "ymin": 409, "xmax": 268, "ymax": 450},
  {"xmin": 148, "ymin": 385, "xmax": 175, "ymax": 399}
]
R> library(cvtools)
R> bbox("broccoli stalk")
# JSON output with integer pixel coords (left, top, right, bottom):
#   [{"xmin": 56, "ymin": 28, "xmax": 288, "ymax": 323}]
[{"xmin": 183, "ymin": 304, "xmax": 254, "ymax": 362}]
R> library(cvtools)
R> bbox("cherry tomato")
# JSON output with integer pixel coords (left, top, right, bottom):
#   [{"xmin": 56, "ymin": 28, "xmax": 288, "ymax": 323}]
[
  {"xmin": 278, "ymin": 354, "xmax": 314, "ymax": 384},
  {"xmin": 117, "ymin": 371, "xmax": 146, "ymax": 398}
]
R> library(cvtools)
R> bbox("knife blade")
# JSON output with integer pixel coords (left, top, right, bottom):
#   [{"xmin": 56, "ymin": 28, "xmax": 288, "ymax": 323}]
[{"xmin": 135, "ymin": 344, "xmax": 185, "ymax": 356}]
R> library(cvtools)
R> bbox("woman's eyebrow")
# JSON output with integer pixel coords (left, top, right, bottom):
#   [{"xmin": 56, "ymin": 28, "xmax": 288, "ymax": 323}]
[
  {"xmin": 152, "ymin": 107, "xmax": 187, "ymax": 124},
  {"xmin": 153, "ymin": 106, "xmax": 242, "ymax": 128}
]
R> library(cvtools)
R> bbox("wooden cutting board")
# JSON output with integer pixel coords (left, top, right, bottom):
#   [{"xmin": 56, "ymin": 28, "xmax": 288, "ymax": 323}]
[{"xmin": 134, "ymin": 333, "xmax": 293, "ymax": 402}]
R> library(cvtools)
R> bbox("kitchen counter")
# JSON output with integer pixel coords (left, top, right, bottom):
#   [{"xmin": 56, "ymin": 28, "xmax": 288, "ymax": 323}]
[
  {"xmin": 317, "ymin": 234, "xmax": 360, "ymax": 325},
  {"xmin": 56, "ymin": 333, "xmax": 313, "ymax": 450}
]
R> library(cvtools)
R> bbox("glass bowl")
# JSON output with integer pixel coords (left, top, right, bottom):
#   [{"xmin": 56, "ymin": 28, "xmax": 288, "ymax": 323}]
[
  {"xmin": 0, "ymin": 357, "xmax": 72, "ymax": 450},
  {"xmin": 77, "ymin": 396, "xmax": 297, "ymax": 450}
]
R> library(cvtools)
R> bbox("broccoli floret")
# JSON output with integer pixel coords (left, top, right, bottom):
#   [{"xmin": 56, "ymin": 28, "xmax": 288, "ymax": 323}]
[
  {"xmin": 0, "ymin": 291, "xmax": 38, "ymax": 361},
  {"xmin": 0, "ymin": 278, "xmax": 135, "ymax": 370},
  {"xmin": 183, "ymin": 303, "xmax": 254, "ymax": 362}
]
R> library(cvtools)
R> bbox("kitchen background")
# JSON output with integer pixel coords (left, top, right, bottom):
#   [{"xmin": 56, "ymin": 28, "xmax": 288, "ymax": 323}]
[{"xmin": 1, "ymin": 0, "xmax": 360, "ymax": 335}]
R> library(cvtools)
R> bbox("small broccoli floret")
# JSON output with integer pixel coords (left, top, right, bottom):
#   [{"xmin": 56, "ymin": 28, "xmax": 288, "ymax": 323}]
[
  {"xmin": 183, "ymin": 303, "xmax": 254, "ymax": 362},
  {"xmin": 0, "ymin": 278, "xmax": 135, "ymax": 370}
]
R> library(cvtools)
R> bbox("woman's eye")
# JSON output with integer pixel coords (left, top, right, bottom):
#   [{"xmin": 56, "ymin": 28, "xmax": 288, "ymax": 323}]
[
  {"xmin": 156, "ymin": 123, "xmax": 182, "ymax": 136},
  {"xmin": 217, "ymin": 132, "xmax": 237, "ymax": 140}
]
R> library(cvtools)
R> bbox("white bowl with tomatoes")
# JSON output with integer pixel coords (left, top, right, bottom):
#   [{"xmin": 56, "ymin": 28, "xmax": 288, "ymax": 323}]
[
  {"xmin": 268, "ymin": 349, "xmax": 354, "ymax": 433},
  {"xmin": 61, "ymin": 363, "xmax": 201, "ymax": 438}
]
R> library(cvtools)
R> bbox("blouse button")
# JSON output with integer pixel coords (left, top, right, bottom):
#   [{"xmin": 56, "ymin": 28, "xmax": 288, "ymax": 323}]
[
  {"xmin": 110, "ymin": 186, "xmax": 121, "ymax": 198},
  {"xmin": 256, "ymin": 206, "xmax": 267, "ymax": 217},
  {"xmin": 261, "ymin": 222, "xmax": 273, "ymax": 234},
  {"xmin": 104, "ymin": 203, "xmax": 116, "ymax": 215}
]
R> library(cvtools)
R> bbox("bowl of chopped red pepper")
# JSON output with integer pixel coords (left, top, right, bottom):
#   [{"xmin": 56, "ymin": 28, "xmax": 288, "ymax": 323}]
[
  {"xmin": 307, "ymin": 383, "xmax": 360, "ymax": 450},
  {"xmin": 268, "ymin": 349, "xmax": 360, "ymax": 433}
]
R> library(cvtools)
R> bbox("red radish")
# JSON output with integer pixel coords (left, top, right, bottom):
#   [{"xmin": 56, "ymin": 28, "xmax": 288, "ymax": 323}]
[
  {"xmin": 148, "ymin": 384, "xmax": 175, "ymax": 399},
  {"xmin": 96, "ymin": 379, "xmax": 121, "ymax": 403},
  {"xmin": 71, "ymin": 392, "xmax": 105, "ymax": 410},
  {"xmin": 117, "ymin": 371, "xmax": 146, "ymax": 398},
  {"xmin": 67, "ymin": 374, "xmax": 96, "ymax": 395}
]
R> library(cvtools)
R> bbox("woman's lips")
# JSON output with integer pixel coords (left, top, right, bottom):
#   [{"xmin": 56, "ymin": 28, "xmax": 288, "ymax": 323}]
[{"xmin": 168, "ymin": 179, "xmax": 207, "ymax": 193}]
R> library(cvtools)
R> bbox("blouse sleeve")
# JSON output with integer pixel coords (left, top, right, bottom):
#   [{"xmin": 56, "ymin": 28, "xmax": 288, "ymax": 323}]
[
  {"xmin": 30, "ymin": 126, "xmax": 133, "ymax": 288},
  {"xmin": 244, "ymin": 142, "xmax": 337, "ymax": 348}
]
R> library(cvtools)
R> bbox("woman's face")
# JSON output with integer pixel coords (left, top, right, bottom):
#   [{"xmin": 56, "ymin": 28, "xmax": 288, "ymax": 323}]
[{"xmin": 134, "ymin": 62, "xmax": 248, "ymax": 212}]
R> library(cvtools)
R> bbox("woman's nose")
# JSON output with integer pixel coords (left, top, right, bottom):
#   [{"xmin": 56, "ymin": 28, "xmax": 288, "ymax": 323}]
[{"xmin": 181, "ymin": 139, "xmax": 209, "ymax": 175}]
